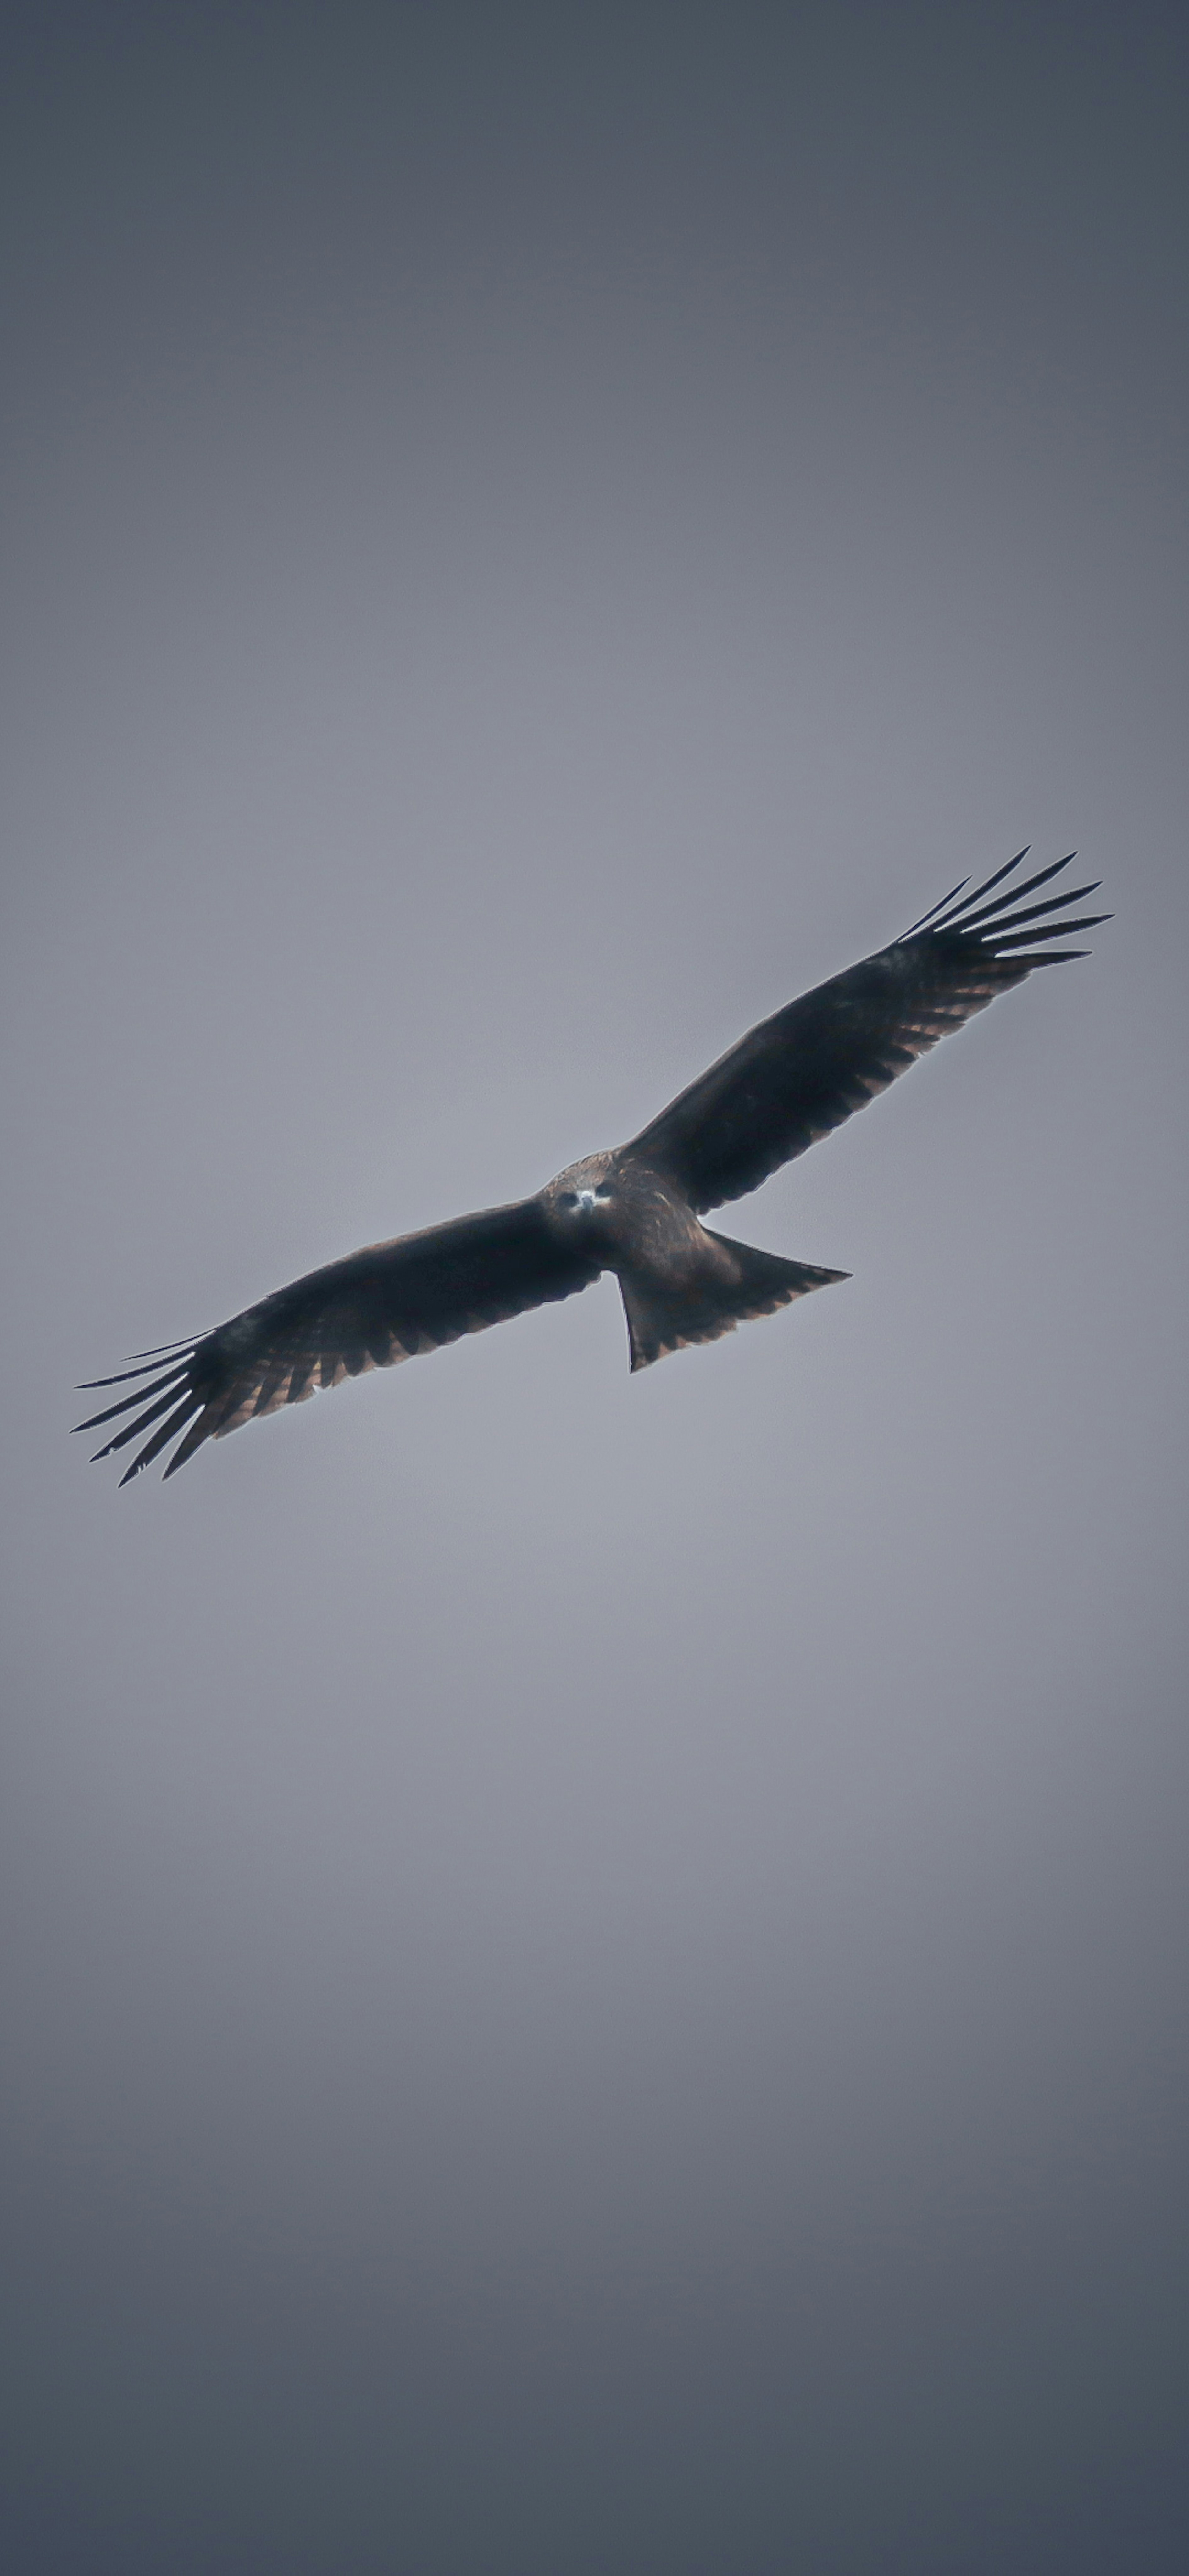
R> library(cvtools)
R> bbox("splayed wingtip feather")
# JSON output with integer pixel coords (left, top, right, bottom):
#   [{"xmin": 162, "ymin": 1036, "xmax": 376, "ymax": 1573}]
[
  {"xmin": 946, "ymin": 853, "xmax": 1084, "ymax": 934},
  {"xmin": 914, "ymin": 847, "xmax": 1032, "ymax": 935},
  {"xmin": 117, "ymin": 1392, "xmax": 201, "ymax": 1483},
  {"xmin": 988, "ymin": 913, "xmax": 1108, "ymax": 950},
  {"xmin": 74, "ymin": 1363, "xmax": 189, "ymax": 1433},
  {"xmin": 899, "ymin": 877, "xmax": 969, "ymax": 939}
]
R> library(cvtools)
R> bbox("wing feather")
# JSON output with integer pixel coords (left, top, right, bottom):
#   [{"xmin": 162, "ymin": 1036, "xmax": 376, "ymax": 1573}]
[
  {"xmin": 77, "ymin": 1199, "xmax": 600, "ymax": 1484},
  {"xmin": 626, "ymin": 852, "xmax": 1108, "ymax": 1212}
]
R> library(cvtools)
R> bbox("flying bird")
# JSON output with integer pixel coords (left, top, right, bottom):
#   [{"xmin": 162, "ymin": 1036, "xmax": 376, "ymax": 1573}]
[{"xmin": 77, "ymin": 851, "xmax": 1104, "ymax": 1485}]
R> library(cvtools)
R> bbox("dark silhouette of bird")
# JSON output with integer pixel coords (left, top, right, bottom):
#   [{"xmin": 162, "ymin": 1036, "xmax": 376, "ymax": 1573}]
[{"xmin": 77, "ymin": 850, "xmax": 1105, "ymax": 1485}]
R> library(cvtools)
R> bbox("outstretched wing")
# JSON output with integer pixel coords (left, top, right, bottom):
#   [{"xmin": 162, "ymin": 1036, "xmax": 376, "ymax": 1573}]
[
  {"xmin": 76, "ymin": 1200, "xmax": 600, "ymax": 1484},
  {"xmin": 626, "ymin": 852, "xmax": 1107, "ymax": 1213}
]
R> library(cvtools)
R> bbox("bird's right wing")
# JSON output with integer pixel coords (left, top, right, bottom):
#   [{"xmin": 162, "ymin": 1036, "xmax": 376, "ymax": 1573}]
[
  {"xmin": 76, "ymin": 1200, "xmax": 600, "ymax": 1484},
  {"xmin": 626, "ymin": 853, "xmax": 1107, "ymax": 1213}
]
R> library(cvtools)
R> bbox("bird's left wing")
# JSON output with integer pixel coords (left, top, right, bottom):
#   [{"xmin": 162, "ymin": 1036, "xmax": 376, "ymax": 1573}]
[
  {"xmin": 76, "ymin": 1199, "xmax": 600, "ymax": 1484},
  {"xmin": 626, "ymin": 853, "xmax": 1107, "ymax": 1213}
]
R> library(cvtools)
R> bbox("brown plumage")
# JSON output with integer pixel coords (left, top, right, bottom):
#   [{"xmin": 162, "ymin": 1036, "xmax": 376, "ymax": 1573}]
[{"xmin": 76, "ymin": 851, "xmax": 1105, "ymax": 1484}]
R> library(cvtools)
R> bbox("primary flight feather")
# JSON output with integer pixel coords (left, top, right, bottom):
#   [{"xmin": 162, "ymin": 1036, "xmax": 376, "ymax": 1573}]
[{"xmin": 77, "ymin": 851, "xmax": 1105, "ymax": 1484}]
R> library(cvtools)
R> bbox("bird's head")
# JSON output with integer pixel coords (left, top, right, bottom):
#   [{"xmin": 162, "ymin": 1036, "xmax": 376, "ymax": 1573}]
[{"xmin": 541, "ymin": 1155, "xmax": 617, "ymax": 1236}]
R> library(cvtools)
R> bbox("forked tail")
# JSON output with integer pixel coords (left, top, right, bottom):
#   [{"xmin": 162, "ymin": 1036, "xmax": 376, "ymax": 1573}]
[{"xmin": 620, "ymin": 1232, "xmax": 848, "ymax": 1371}]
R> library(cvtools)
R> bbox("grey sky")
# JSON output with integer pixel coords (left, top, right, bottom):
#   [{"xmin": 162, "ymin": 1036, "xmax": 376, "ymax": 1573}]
[{"xmin": 2, "ymin": 4, "xmax": 1187, "ymax": 2570}]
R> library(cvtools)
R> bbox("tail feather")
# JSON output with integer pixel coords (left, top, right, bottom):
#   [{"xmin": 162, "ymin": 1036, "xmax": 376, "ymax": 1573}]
[{"xmin": 621, "ymin": 1234, "xmax": 847, "ymax": 1372}]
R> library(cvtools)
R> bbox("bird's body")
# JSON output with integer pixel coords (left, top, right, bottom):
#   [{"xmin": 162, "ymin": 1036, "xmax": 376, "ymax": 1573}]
[
  {"xmin": 78, "ymin": 851, "xmax": 1105, "ymax": 1484},
  {"xmin": 541, "ymin": 1152, "xmax": 843, "ymax": 1371}
]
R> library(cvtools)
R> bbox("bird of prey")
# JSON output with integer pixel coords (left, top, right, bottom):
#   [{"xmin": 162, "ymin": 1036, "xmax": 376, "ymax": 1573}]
[{"xmin": 77, "ymin": 850, "xmax": 1104, "ymax": 1485}]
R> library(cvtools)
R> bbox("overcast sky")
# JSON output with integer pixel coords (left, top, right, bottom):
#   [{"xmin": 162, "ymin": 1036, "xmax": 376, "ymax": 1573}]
[{"xmin": 2, "ymin": 4, "xmax": 1187, "ymax": 2570}]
